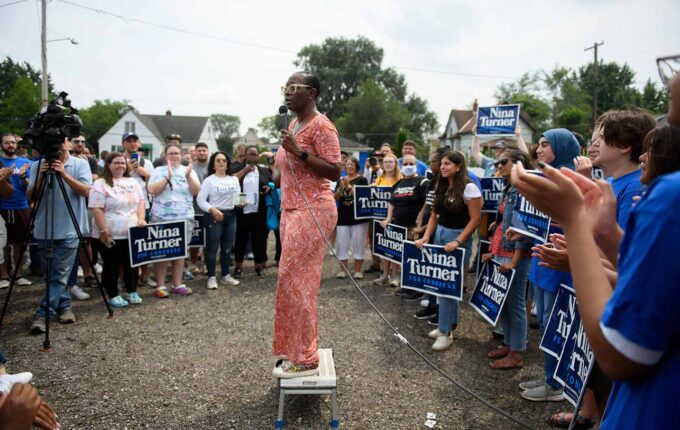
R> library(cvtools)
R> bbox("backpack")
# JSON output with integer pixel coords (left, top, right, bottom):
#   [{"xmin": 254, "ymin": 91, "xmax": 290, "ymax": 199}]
[{"xmin": 265, "ymin": 181, "xmax": 282, "ymax": 230}]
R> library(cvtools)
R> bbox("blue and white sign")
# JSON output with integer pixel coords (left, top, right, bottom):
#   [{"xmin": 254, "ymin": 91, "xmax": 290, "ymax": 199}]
[
  {"xmin": 480, "ymin": 178, "xmax": 505, "ymax": 213},
  {"xmin": 469, "ymin": 259, "xmax": 516, "ymax": 326},
  {"xmin": 188, "ymin": 214, "xmax": 206, "ymax": 248},
  {"xmin": 539, "ymin": 284, "xmax": 577, "ymax": 358},
  {"xmin": 354, "ymin": 186, "xmax": 391, "ymax": 219},
  {"xmin": 372, "ymin": 220, "xmax": 407, "ymax": 264},
  {"xmin": 128, "ymin": 221, "xmax": 187, "ymax": 268},
  {"xmin": 476, "ymin": 104, "xmax": 521, "ymax": 136},
  {"xmin": 555, "ymin": 316, "xmax": 594, "ymax": 407},
  {"xmin": 509, "ymin": 192, "xmax": 551, "ymax": 243},
  {"xmin": 553, "ymin": 306, "xmax": 581, "ymax": 387},
  {"xmin": 400, "ymin": 241, "xmax": 466, "ymax": 300}
]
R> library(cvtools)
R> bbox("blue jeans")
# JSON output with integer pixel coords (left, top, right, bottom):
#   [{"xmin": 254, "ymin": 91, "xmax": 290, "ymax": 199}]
[
  {"xmin": 496, "ymin": 256, "xmax": 530, "ymax": 352},
  {"xmin": 205, "ymin": 210, "xmax": 236, "ymax": 277},
  {"xmin": 436, "ymin": 226, "xmax": 472, "ymax": 335},
  {"xmin": 534, "ymin": 285, "xmax": 560, "ymax": 388},
  {"xmin": 35, "ymin": 237, "xmax": 79, "ymax": 319}
]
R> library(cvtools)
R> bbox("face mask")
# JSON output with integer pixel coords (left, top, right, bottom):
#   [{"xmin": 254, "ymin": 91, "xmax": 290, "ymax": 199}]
[{"xmin": 402, "ymin": 165, "xmax": 416, "ymax": 176}]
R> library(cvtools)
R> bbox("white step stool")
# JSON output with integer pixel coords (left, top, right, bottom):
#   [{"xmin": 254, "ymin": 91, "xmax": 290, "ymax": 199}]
[{"xmin": 275, "ymin": 348, "xmax": 339, "ymax": 429}]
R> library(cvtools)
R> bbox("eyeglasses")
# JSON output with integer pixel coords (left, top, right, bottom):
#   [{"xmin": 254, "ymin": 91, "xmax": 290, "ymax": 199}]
[
  {"xmin": 494, "ymin": 159, "xmax": 511, "ymax": 168},
  {"xmin": 280, "ymin": 84, "xmax": 312, "ymax": 95},
  {"xmin": 72, "ymin": 139, "xmax": 85, "ymax": 144},
  {"xmin": 589, "ymin": 135, "xmax": 601, "ymax": 147},
  {"xmin": 110, "ymin": 161, "xmax": 127, "ymax": 165},
  {"xmin": 215, "ymin": 159, "xmax": 227, "ymax": 163}
]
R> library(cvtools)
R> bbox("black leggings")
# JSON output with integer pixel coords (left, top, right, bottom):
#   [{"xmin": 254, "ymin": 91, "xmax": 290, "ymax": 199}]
[
  {"xmin": 99, "ymin": 239, "xmax": 137, "ymax": 298},
  {"xmin": 234, "ymin": 212, "xmax": 268, "ymax": 264}
]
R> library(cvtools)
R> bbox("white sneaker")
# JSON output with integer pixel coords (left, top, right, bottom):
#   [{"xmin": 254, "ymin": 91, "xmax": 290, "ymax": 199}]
[
  {"xmin": 420, "ymin": 299, "xmax": 430, "ymax": 307},
  {"xmin": 428, "ymin": 328, "xmax": 445, "ymax": 340},
  {"xmin": 206, "ymin": 277, "xmax": 218, "ymax": 290},
  {"xmin": 94, "ymin": 263, "xmax": 103, "ymax": 275},
  {"xmin": 335, "ymin": 271, "xmax": 346, "ymax": 279},
  {"xmin": 431, "ymin": 334, "xmax": 453, "ymax": 351},
  {"xmin": 373, "ymin": 273, "xmax": 389, "ymax": 286},
  {"xmin": 0, "ymin": 372, "xmax": 33, "ymax": 393},
  {"xmin": 221, "ymin": 274, "xmax": 240, "ymax": 286},
  {"xmin": 77, "ymin": 267, "xmax": 84, "ymax": 278},
  {"xmin": 143, "ymin": 277, "xmax": 157, "ymax": 287},
  {"xmin": 389, "ymin": 278, "xmax": 400, "ymax": 288},
  {"xmin": 70, "ymin": 285, "xmax": 91, "ymax": 301},
  {"xmin": 353, "ymin": 272, "xmax": 363, "ymax": 279},
  {"xmin": 531, "ymin": 303, "xmax": 537, "ymax": 316},
  {"xmin": 16, "ymin": 277, "xmax": 32, "ymax": 286},
  {"xmin": 0, "ymin": 279, "xmax": 9, "ymax": 289}
]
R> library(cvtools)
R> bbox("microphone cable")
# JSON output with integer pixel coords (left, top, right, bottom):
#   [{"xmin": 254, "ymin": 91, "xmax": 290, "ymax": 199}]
[{"xmin": 278, "ymin": 135, "xmax": 538, "ymax": 430}]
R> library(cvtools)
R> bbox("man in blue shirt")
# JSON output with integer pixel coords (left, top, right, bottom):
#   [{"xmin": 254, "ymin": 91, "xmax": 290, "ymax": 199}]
[
  {"xmin": 398, "ymin": 140, "xmax": 428, "ymax": 176},
  {"xmin": 28, "ymin": 139, "xmax": 92, "ymax": 333},
  {"xmin": 471, "ymin": 125, "xmax": 530, "ymax": 177},
  {"xmin": 0, "ymin": 133, "xmax": 33, "ymax": 288}
]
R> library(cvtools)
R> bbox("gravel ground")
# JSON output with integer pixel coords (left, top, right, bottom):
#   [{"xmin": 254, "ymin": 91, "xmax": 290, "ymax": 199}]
[{"xmin": 1, "ymin": 246, "xmax": 565, "ymax": 430}]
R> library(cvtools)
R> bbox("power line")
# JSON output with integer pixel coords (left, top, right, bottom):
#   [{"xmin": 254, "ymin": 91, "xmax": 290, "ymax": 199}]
[{"xmin": 0, "ymin": 0, "xmax": 27, "ymax": 8}]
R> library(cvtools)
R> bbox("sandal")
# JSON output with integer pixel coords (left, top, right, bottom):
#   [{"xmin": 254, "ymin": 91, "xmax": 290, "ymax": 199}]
[
  {"xmin": 84, "ymin": 275, "xmax": 97, "ymax": 286},
  {"xmin": 487, "ymin": 345, "xmax": 510, "ymax": 359},
  {"xmin": 489, "ymin": 356, "xmax": 523, "ymax": 370},
  {"xmin": 548, "ymin": 412, "xmax": 598, "ymax": 429}
]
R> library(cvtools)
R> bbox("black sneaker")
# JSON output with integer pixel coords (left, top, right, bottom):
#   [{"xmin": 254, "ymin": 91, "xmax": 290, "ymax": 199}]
[
  {"xmin": 415, "ymin": 306, "xmax": 437, "ymax": 320},
  {"xmin": 427, "ymin": 315, "xmax": 439, "ymax": 326},
  {"xmin": 234, "ymin": 268, "xmax": 243, "ymax": 278},
  {"xmin": 402, "ymin": 291, "xmax": 424, "ymax": 302},
  {"xmin": 256, "ymin": 267, "xmax": 264, "ymax": 277},
  {"xmin": 364, "ymin": 265, "xmax": 381, "ymax": 273}
]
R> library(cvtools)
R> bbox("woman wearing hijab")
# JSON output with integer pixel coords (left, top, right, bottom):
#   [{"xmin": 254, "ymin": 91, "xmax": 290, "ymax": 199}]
[
  {"xmin": 272, "ymin": 72, "xmax": 342, "ymax": 378},
  {"xmin": 518, "ymin": 128, "xmax": 580, "ymax": 402}
]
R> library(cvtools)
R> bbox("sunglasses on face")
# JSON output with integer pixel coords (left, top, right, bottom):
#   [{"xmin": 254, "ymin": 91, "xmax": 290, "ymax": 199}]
[
  {"xmin": 494, "ymin": 159, "xmax": 511, "ymax": 168},
  {"xmin": 280, "ymin": 84, "xmax": 312, "ymax": 95},
  {"xmin": 72, "ymin": 139, "xmax": 85, "ymax": 144}
]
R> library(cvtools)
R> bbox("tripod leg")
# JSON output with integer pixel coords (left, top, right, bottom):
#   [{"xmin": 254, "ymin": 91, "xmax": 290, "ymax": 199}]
[
  {"xmin": 54, "ymin": 175, "xmax": 113, "ymax": 317},
  {"xmin": 0, "ymin": 175, "xmax": 49, "ymax": 328}
]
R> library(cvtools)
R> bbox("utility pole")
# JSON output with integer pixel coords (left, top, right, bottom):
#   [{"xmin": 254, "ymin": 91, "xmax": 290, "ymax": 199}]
[
  {"xmin": 40, "ymin": 0, "xmax": 47, "ymax": 109},
  {"xmin": 584, "ymin": 41, "xmax": 604, "ymax": 127}
]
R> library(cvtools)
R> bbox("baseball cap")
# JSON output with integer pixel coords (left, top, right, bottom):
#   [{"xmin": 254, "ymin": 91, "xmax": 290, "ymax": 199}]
[
  {"xmin": 122, "ymin": 132, "xmax": 139, "ymax": 141},
  {"xmin": 493, "ymin": 140, "xmax": 508, "ymax": 149}
]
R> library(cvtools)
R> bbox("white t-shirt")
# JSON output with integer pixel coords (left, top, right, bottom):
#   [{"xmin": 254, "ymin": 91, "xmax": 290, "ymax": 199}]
[
  {"xmin": 242, "ymin": 168, "xmax": 260, "ymax": 214},
  {"xmin": 463, "ymin": 183, "xmax": 482, "ymax": 202},
  {"xmin": 149, "ymin": 164, "xmax": 198, "ymax": 220},
  {"xmin": 88, "ymin": 177, "xmax": 144, "ymax": 239},
  {"xmin": 197, "ymin": 174, "xmax": 241, "ymax": 212}
]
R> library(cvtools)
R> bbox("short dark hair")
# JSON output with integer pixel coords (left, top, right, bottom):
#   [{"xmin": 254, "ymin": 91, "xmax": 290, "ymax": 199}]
[
  {"xmin": 298, "ymin": 72, "xmax": 321, "ymax": 99},
  {"xmin": 572, "ymin": 132, "xmax": 586, "ymax": 149},
  {"xmin": 599, "ymin": 108, "xmax": 657, "ymax": 162},
  {"xmin": 195, "ymin": 142, "xmax": 208, "ymax": 150},
  {"xmin": 402, "ymin": 140, "xmax": 417, "ymax": 148}
]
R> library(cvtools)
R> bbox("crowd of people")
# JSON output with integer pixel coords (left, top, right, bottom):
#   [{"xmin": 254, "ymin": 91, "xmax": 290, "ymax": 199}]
[{"xmin": 0, "ymin": 70, "xmax": 677, "ymax": 428}]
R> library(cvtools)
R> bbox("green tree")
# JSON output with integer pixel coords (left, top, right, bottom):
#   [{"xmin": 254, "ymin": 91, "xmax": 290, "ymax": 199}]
[
  {"xmin": 79, "ymin": 99, "xmax": 136, "ymax": 147},
  {"xmin": 210, "ymin": 114, "xmax": 241, "ymax": 152},
  {"xmin": 578, "ymin": 61, "xmax": 638, "ymax": 121},
  {"xmin": 294, "ymin": 36, "xmax": 438, "ymax": 144},
  {"xmin": 334, "ymin": 80, "xmax": 410, "ymax": 148},
  {"xmin": 0, "ymin": 77, "xmax": 42, "ymax": 135},
  {"xmin": 638, "ymin": 78, "xmax": 669, "ymax": 114},
  {"xmin": 257, "ymin": 114, "xmax": 287, "ymax": 142}
]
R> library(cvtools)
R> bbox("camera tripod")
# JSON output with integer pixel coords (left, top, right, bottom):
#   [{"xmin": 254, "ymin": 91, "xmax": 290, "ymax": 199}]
[{"xmin": 0, "ymin": 163, "xmax": 113, "ymax": 351}]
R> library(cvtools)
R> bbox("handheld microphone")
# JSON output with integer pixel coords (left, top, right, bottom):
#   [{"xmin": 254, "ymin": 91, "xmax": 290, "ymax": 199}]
[{"xmin": 279, "ymin": 105, "xmax": 288, "ymax": 131}]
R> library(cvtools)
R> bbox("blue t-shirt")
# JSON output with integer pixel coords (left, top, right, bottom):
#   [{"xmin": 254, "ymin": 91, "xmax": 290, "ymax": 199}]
[
  {"xmin": 467, "ymin": 171, "xmax": 482, "ymax": 190},
  {"xmin": 599, "ymin": 171, "xmax": 680, "ymax": 429},
  {"xmin": 28, "ymin": 156, "xmax": 92, "ymax": 239},
  {"xmin": 0, "ymin": 156, "xmax": 31, "ymax": 210},
  {"xmin": 608, "ymin": 169, "xmax": 642, "ymax": 227},
  {"xmin": 481, "ymin": 155, "xmax": 496, "ymax": 177},
  {"xmin": 398, "ymin": 157, "xmax": 428, "ymax": 176},
  {"xmin": 529, "ymin": 224, "xmax": 572, "ymax": 293}
]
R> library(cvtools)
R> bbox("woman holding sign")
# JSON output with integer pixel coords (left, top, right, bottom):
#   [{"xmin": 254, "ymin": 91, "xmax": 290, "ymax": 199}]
[
  {"xmin": 372, "ymin": 153, "xmax": 402, "ymax": 286},
  {"xmin": 415, "ymin": 151, "xmax": 482, "ymax": 351},
  {"xmin": 147, "ymin": 143, "xmax": 201, "ymax": 298},
  {"xmin": 89, "ymin": 152, "xmax": 146, "ymax": 308},
  {"xmin": 482, "ymin": 149, "xmax": 534, "ymax": 369}
]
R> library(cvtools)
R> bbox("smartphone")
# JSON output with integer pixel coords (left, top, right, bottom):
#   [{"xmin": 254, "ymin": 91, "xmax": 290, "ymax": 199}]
[{"xmin": 130, "ymin": 152, "xmax": 140, "ymax": 161}]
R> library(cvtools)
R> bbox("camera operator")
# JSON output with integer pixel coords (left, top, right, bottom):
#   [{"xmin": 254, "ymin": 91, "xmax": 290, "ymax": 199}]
[
  {"xmin": 28, "ymin": 138, "xmax": 92, "ymax": 333},
  {"xmin": 363, "ymin": 151, "xmax": 383, "ymax": 184}
]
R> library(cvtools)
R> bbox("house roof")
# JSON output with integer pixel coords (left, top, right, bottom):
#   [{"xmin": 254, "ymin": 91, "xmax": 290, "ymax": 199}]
[{"xmin": 135, "ymin": 113, "xmax": 209, "ymax": 143}]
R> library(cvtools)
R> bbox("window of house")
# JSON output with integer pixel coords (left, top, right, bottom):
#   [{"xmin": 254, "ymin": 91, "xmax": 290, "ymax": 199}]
[{"xmin": 125, "ymin": 121, "xmax": 136, "ymax": 133}]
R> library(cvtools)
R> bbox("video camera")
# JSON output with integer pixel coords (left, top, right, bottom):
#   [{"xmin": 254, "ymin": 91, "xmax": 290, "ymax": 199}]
[{"xmin": 23, "ymin": 92, "xmax": 82, "ymax": 162}]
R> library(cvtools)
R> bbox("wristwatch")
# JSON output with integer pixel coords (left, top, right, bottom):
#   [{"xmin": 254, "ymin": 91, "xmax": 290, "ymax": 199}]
[{"xmin": 300, "ymin": 151, "xmax": 309, "ymax": 161}]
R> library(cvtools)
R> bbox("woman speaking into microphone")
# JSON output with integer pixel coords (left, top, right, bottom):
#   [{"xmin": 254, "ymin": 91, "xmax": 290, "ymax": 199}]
[{"xmin": 272, "ymin": 72, "xmax": 342, "ymax": 378}]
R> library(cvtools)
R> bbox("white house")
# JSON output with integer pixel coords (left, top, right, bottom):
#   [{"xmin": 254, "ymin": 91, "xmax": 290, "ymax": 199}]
[
  {"xmin": 98, "ymin": 110, "xmax": 218, "ymax": 160},
  {"xmin": 439, "ymin": 102, "xmax": 536, "ymax": 162}
]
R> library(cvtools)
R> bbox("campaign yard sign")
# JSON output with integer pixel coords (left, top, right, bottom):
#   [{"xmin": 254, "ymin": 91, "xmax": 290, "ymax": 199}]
[
  {"xmin": 469, "ymin": 259, "xmax": 516, "ymax": 326},
  {"xmin": 188, "ymin": 214, "xmax": 206, "ymax": 248},
  {"xmin": 372, "ymin": 220, "xmax": 407, "ymax": 264},
  {"xmin": 553, "ymin": 305, "xmax": 581, "ymax": 387},
  {"xmin": 509, "ymin": 192, "xmax": 551, "ymax": 243},
  {"xmin": 128, "ymin": 221, "xmax": 187, "ymax": 268},
  {"xmin": 400, "ymin": 241, "xmax": 466, "ymax": 300},
  {"xmin": 354, "ymin": 186, "xmax": 391, "ymax": 219},
  {"xmin": 476, "ymin": 104, "xmax": 521, "ymax": 136},
  {"xmin": 480, "ymin": 177, "xmax": 505, "ymax": 212},
  {"xmin": 540, "ymin": 284, "xmax": 577, "ymax": 358},
  {"xmin": 555, "ymin": 317, "xmax": 594, "ymax": 407}
]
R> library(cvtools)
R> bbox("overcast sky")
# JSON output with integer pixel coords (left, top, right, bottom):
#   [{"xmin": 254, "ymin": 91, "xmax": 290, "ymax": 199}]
[{"xmin": 1, "ymin": 0, "xmax": 678, "ymax": 137}]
